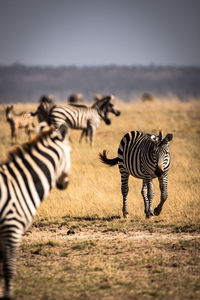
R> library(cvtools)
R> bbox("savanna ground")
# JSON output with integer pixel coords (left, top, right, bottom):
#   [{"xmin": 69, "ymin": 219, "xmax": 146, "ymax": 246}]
[{"xmin": 0, "ymin": 98, "xmax": 200, "ymax": 299}]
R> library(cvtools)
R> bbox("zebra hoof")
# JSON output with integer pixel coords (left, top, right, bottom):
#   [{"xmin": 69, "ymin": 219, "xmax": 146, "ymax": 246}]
[
  {"xmin": 145, "ymin": 212, "xmax": 154, "ymax": 219},
  {"xmin": 123, "ymin": 212, "xmax": 129, "ymax": 219},
  {"xmin": 154, "ymin": 207, "xmax": 160, "ymax": 216}
]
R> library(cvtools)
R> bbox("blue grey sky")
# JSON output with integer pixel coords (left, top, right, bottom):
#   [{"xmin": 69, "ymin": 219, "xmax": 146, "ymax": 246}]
[{"xmin": 0, "ymin": 0, "xmax": 200, "ymax": 66}]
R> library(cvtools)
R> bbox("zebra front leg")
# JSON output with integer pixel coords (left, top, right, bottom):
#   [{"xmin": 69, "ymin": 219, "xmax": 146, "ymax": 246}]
[
  {"xmin": 88, "ymin": 125, "xmax": 95, "ymax": 147},
  {"xmin": 2, "ymin": 242, "xmax": 18, "ymax": 300},
  {"xmin": 141, "ymin": 180, "xmax": 154, "ymax": 218},
  {"xmin": 154, "ymin": 174, "xmax": 168, "ymax": 216},
  {"xmin": 79, "ymin": 129, "xmax": 86, "ymax": 144},
  {"xmin": 120, "ymin": 172, "xmax": 130, "ymax": 218}
]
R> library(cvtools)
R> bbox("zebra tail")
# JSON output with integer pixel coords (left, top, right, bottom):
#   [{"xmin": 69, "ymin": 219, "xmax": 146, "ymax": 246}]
[
  {"xmin": 31, "ymin": 111, "xmax": 38, "ymax": 116},
  {"xmin": 99, "ymin": 150, "xmax": 118, "ymax": 166}
]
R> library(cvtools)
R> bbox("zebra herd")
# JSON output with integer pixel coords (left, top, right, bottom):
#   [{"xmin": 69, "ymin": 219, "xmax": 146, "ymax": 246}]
[{"xmin": 1, "ymin": 95, "xmax": 173, "ymax": 299}]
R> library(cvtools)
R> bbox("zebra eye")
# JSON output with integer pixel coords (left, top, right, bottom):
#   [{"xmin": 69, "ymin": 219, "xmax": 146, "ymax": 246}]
[{"xmin": 151, "ymin": 135, "xmax": 157, "ymax": 142}]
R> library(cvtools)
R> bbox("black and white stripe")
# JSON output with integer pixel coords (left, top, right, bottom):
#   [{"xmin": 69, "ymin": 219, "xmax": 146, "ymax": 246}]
[
  {"xmin": 99, "ymin": 130, "xmax": 173, "ymax": 218},
  {"xmin": 0, "ymin": 125, "xmax": 71, "ymax": 299},
  {"xmin": 49, "ymin": 95, "xmax": 120, "ymax": 146}
]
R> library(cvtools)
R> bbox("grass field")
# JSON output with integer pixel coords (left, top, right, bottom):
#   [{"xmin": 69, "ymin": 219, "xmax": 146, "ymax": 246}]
[{"xmin": 0, "ymin": 98, "xmax": 200, "ymax": 299}]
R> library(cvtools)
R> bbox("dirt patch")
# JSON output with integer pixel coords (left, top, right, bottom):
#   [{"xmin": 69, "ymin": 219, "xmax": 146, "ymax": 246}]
[
  {"xmin": 24, "ymin": 227, "xmax": 200, "ymax": 242},
  {"xmin": 18, "ymin": 225, "xmax": 200, "ymax": 300}
]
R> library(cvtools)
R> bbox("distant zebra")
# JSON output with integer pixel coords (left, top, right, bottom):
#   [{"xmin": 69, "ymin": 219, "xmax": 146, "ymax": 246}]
[
  {"xmin": 0, "ymin": 125, "xmax": 71, "ymax": 299},
  {"xmin": 99, "ymin": 130, "xmax": 173, "ymax": 218},
  {"xmin": 5, "ymin": 105, "xmax": 35, "ymax": 144},
  {"xmin": 49, "ymin": 95, "xmax": 121, "ymax": 146},
  {"xmin": 31, "ymin": 94, "xmax": 55, "ymax": 123},
  {"xmin": 68, "ymin": 93, "xmax": 83, "ymax": 104}
]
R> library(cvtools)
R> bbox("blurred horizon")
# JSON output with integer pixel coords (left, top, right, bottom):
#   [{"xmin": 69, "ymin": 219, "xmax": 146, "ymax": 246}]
[
  {"xmin": 0, "ymin": 0, "xmax": 200, "ymax": 67},
  {"xmin": 1, "ymin": 64, "xmax": 199, "ymax": 103}
]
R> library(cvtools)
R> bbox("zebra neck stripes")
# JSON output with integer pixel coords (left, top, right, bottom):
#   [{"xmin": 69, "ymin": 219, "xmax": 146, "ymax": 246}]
[{"xmin": 0, "ymin": 125, "xmax": 71, "ymax": 298}]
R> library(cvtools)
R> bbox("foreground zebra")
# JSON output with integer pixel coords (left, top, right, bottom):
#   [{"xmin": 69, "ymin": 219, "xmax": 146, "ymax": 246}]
[
  {"xmin": 49, "ymin": 95, "xmax": 120, "ymax": 146},
  {"xmin": 0, "ymin": 125, "xmax": 71, "ymax": 299},
  {"xmin": 5, "ymin": 105, "xmax": 35, "ymax": 144},
  {"xmin": 99, "ymin": 130, "xmax": 173, "ymax": 218}
]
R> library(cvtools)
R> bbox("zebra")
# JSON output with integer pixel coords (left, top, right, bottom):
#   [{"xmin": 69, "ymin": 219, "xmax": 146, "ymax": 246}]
[
  {"xmin": 68, "ymin": 93, "xmax": 83, "ymax": 104},
  {"xmin": 0, "ymin": 124, "xmax": 71, "ymax": 299},
  {"xmin": 99, "ymin": 130, "xmax": 173, "ymax": 219},
  {"xmin": 49, "ymin": 95, "xmax": 121, "ymax": 146},
  {"xmin": 5, "ymin": 105, "xmax": 35, "ymax": 144},
  {"xmin": 31, "ymin": 94, "xmax": 55, "ymax": 123}
]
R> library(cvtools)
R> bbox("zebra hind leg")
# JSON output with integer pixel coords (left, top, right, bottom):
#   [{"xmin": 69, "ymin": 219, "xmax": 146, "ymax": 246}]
[
  {"xmin": 141, "ymin": 180, "xmax": 154, "ymax": 218},
  {"xmin": 88, "ymin": 124, "xmax": 95, "ymax": 147},
  {"xmin": 79, "ymin": 129, "xmax": 85, "ymax": 144}
]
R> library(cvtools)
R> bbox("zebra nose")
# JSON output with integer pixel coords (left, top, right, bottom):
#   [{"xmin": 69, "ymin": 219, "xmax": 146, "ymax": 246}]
[
  {"xmin": 155, "ymin": 165, "xmax": 164, "ymax": 177},
  {"xmin": 56, "ymin": 180, "xmax": 69, "ymax": 190},
  {"xmin": 105, "ymin": 119, "xmax": 111, "ymax": 125}
]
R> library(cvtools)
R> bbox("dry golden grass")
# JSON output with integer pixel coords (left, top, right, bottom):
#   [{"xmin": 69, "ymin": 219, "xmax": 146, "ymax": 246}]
[
  {"xmin": 0, "ymin": 99, "xmax": 200, "ymax": 299},
  {"xmin": 0, "ymin": 99, "xmax": 200, "ymax": 227}
]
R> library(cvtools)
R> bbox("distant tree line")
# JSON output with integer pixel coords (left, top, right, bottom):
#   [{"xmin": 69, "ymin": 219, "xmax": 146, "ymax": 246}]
[{"xmin": 0, "ymin": 64, "xmax": 200, "ymax": 103}]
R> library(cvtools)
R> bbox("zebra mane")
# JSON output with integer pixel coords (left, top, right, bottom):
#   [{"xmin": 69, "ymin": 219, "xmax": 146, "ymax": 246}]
[
  {"xmin": 91, "ymin": 96, "xmax": 110, "ymax": 109},
  {"xmin": 6, "ymin": 126, "xmax": 55, "ymax": 162}
]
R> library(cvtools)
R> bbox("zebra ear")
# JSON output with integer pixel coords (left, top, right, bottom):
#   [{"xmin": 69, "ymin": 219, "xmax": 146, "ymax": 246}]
[
  {"xmin": 158, "ymin": 129, "xmax": 163, "ymax": 141},
  {"xmin": 59, "ymin": 124, "xmax": 68, "ymax": 141},
  {"xmin": 160, "ymin": 133, "xmax": 173, "ymax": 145},
  {"xmin": 164, "ymin": 133, "xmax": 173, "ymax": 142},
  {"xmin": 110, "ymin": 94, "xmax": 115, "ymax": 101}
]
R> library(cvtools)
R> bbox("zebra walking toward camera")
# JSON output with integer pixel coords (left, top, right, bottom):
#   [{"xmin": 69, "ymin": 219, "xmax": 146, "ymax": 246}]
[
  {"xmin": 99, "ymin": 130, "xmax": 173, "ymax": 218},
  {"xmin": 5, "ymin": 105, "xmax": 35, "ymax": 144},
  {"xmin": 0, "ymin": 125, "xmax": 71, "ymax": 299},
  {"xmin": 49, "ymin": 95, "xmax": 121, "ymax": 146}
]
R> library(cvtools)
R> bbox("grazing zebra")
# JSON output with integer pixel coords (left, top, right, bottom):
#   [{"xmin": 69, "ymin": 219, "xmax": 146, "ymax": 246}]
[
  {"xmin": 0, "ymin": 124, "xmax": 71, "ymax": 299},
  {"xmin": 99, "ymin": 130, "xmax": 173, "ymax": 218},
  {"xmin": 68, "ymin": 93, "xmax": 83, "ymax": 104},
  {"xmin": 49, "ymin": 95, "xmax": 121, "ymax": 146},
  {"xmin": 5, "ymin": 105, "xmax": 35, "ymax": 144},
  {"xmin": 31, "ymin": 94, "xmax": 55, "ymax": 123}
]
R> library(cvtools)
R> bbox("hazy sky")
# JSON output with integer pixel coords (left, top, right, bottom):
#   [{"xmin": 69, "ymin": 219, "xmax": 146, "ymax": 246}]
[{"xmin": 0, "ymin": 0, "xmax": 200, "ymax": 66}]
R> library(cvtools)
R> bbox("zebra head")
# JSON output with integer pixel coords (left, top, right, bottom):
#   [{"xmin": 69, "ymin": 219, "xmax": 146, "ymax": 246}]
[
  {"xmin": 55, "ymin": 125, "xmax": 71, "ymax": 190},
  {"xmin": 151, "ymin": 131, "xmax": 173, "ymax": 177},
  {"xmin": 31, "ymin": 95, "xmax": 55, "ymax": 123},
  {"xmin": 93, "ymin": 95, "xmax": 121, "ymax": 125}
]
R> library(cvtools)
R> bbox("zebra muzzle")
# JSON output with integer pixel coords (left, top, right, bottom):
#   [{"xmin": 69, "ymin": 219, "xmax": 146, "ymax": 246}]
[
  {"xmin": 115, "ymin": 110, "xmax": 121, "ymax": 116},
  {"xmin": 56, "ymin": 181, "xmax": 69, "ymax": 190},
  {"xmin": 155, "ymin": 164, "xmax": 164, "ymax": 177},
  {"xmin": 105, "ymin": 118, "xmax": 111, "ymax": 125}
]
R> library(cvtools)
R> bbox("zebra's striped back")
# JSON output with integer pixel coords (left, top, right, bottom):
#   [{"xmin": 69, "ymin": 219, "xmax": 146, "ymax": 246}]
[
  {"xmin": 0, "ymin": 125, "xmax": 71, "ymax": 298},
  {"xmin": 50, "ymin": 105, "xmax": 100, "ymax": 130}
]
